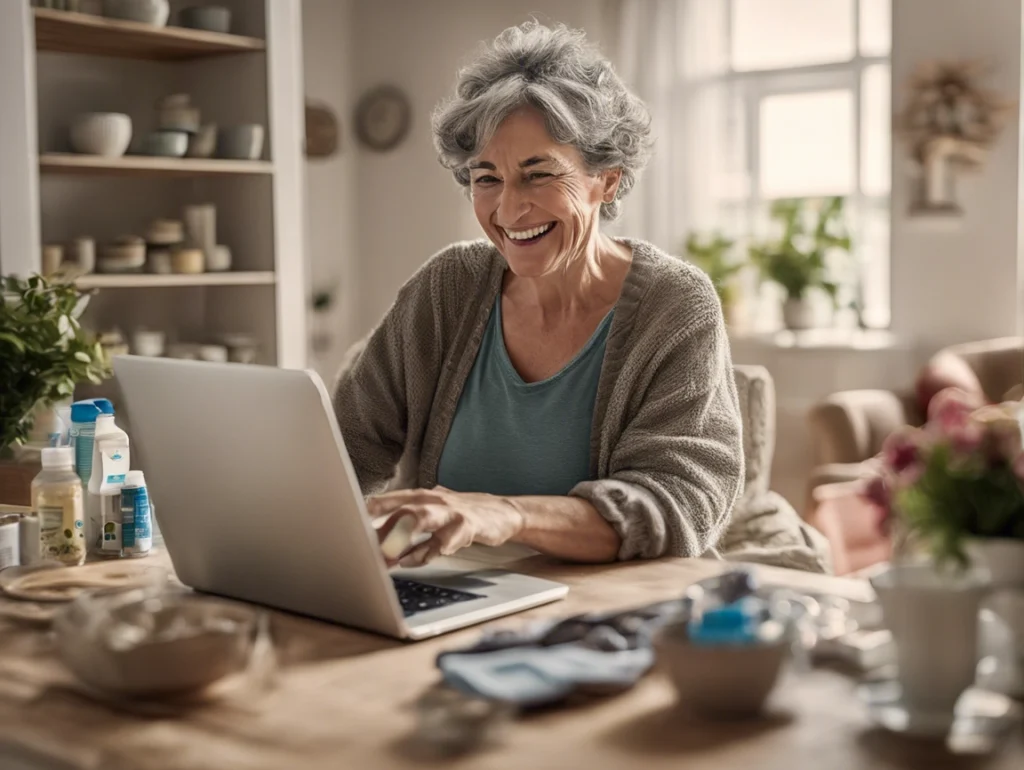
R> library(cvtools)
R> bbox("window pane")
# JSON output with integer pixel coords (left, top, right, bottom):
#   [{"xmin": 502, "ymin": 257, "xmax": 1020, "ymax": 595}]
[
  {"xmin": 859, "ymin": 0, "xmax": 891, "ymax": 57},
  {"xmin": 859, "ymin": 207, "xmax": 890, "ymax": 328},
  {"xmin": 730, "ymin": 0, "xmax": 855, "ymax": 71},
  {"xmin": 861, "ymin": 64, "xmax": 890, "ymax": 196},
  {"xmin": 759, "ymin": 90, "xmax": 854, "ymax": 198}
]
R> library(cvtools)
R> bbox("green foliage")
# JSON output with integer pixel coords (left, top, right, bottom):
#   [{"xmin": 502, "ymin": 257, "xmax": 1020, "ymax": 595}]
[
  {"xmin": 896, "ymin": 442, "xmax": 1024, "ymax": 568},
  {"xmin": 0, "ymin": 275, "xmax": 111, "ymax": 450},
  {"xmin": 748, "ymin": 197, "xmax": 851, "ymax": 302},
  {"xmin": 684, "ymin": 232, "xmax": 744, "ymax": 309}
]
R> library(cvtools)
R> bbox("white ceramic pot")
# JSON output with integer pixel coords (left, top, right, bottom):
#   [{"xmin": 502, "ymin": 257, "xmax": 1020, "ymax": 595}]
[
  {"xmin": 102, "ymin": 0, "xmax": 169, "ymax": 27},
  {"xmin": 989, "ymin": 590, "xmax": 1024, "ymax": 661},
  {"xmin": 966, "ymin": 538, "xmax": 1024, "ymax": 589},
  {"xmin": 782, "ymin": 297, "xmax": 816, "ymax": 331},
  {"xmin": 69, "ymin": 113, "xmax": 132, "ymax": 157},
  {"xmin": 178, "ymin": 5, "xmax": 231, "ymax": 34},
  {"xmin": 219, "ymin": 125, "xmax": 265, "ymax": 160},
  {"xmin": 871, "ymin": 563, "xmax": 990, "ymax": 714},
  {"xmin": 131, "ymin": 330, "xmax": 165, "ymax": 358}
]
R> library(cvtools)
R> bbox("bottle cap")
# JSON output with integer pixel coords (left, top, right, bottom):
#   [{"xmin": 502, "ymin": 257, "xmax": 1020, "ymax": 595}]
[
  {"xmin": 41, "ymin": 447, "xmax": 75, "ymax": 470},
  {"xmin": 124, "ymin": 470, "xmax": 146, "ymax": 488},
  {"xmin": 70, "ymin": 398, "xmax": 114, "ymax": 423}
]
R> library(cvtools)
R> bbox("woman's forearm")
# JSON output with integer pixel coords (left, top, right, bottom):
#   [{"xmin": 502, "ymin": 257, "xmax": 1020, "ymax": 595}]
[{"xmin": 506, "ymin": 495, "xmax": 621, "ymax": 563}]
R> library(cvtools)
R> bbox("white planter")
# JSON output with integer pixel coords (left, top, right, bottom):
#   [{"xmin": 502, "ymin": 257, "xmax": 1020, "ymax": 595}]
[
  {"xmin": 69, "ymin": 113, "xmax": 132, "ymax": 157},
  {"xmin": 782, "ymin": 297, "xmax": 816, "ymax": 330},
  {"xmin": 870, "ymin": 563, "xmax": 990, "ymax": 714},
  {"xmin": 966, "ymin": 538, "xmax": 1024, "ymax": 589}
]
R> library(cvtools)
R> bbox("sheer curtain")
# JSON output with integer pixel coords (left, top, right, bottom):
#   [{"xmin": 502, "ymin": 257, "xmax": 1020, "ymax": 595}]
[{"xmin": 609, "ymin": 0, "xmax": 733, "ymax": 254}]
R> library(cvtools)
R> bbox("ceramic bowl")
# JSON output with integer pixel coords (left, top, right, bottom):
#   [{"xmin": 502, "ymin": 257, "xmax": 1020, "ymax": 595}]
[
  {"xmin": 102, "ymin": 0, "xmax": 169, "ymax": 27},
  {"xmin": 145, "ymin": 219, "xmax": 184, "ymax": 246},
  {"xmin": 132, "ymin": 329, "xmax": 165, "ymax": 358},
  {"xmin": 99, "ymin": 237, "xmax": 146, "ymax": 273},
  {"xmin": 219, "ymin": 124, "xmax": 264, "ymax": 160},
  {"xmin": 186, "ymin": 124, "xmax": 218, "ymax": 158},
  {"xmin": 178, "ymin": 5, "xmax": 231, "ymax": 34},
  {"xmin": 69, "ymin": 113, "xmax": 132, "ymax": 157},
  {"xmin": 654, "ymin": 620, "xmax": 788, "ymax": 719},
  {"xmin": 54, "ymin": 589, "xmax": 256, "ymax": 699},
  {"xmin": 142, "ymin": 130, "xmax": 188, "ymax": 158}
]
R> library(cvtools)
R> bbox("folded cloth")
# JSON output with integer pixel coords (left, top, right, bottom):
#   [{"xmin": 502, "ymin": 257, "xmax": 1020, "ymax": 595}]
[{"xmin": 435, "ymin": 569, "xmax": 760, "ymax": 707}]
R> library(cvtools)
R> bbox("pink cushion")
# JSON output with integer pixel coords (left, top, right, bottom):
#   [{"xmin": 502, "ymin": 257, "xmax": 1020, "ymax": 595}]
[
  {"xmin": 915, "ymin": 352, "xmax": 985, "ymax": 417},
  {"xmin": 809, "ymin": 482, "xmax": 892, "ymax": 576}
]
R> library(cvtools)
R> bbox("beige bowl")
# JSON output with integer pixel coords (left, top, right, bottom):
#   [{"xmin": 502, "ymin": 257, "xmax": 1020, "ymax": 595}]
[
  {"xmin": 654, "ymin": 621, "xmax": 788, "ymax": 719},
  {"xmin": 54, "ymin": 590, "xmax": 256, "ymax": 699}
]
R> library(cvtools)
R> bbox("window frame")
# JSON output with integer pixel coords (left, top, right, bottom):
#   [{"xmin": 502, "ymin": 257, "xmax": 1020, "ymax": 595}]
[{"xmin": 705, "ymin": 0, "xmax": 892, "ymax": 329}]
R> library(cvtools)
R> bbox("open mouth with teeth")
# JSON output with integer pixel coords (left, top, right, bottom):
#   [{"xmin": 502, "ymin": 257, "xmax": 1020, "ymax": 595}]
[{"xmin": 502, "ymin": 222, "xmax": 556, "ymax": 245}]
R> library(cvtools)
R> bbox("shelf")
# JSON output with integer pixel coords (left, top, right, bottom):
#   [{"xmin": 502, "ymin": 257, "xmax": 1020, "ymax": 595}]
[
  {"xmin": 33, "ymin": 8, "xmax": 265, "ymax": 61},
  {"xmin": 75, "ymin": 272, "xmax": 276, "ymax": 289},
  {"xmin": 40, "ymin": 153, "xmax": 273, "ymax": 177}
]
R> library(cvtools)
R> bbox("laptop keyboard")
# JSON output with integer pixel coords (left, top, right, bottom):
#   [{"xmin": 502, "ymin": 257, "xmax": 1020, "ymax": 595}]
[{"xmin": 392, "ymin": 577, "xmax": 482, "ymax": 617}]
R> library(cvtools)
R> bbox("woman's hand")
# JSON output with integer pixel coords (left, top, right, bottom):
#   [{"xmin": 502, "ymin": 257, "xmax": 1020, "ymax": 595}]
[{"xmin": 367, "ymin": 487, "xmax": 525, "ymax": 567}]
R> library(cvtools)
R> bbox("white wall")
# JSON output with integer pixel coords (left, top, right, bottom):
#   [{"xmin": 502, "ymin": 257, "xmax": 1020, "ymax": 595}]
[
  {"xmin": 890, "ymin": 0, "xmax": 1022, "ymax": 350},
  {"xmin": 301, "ymin": 0, "xmax": 359, "ymax": 378},
  {"xmin": 350, "ymin": 0, "xmax": 609, "ymax": 334}
]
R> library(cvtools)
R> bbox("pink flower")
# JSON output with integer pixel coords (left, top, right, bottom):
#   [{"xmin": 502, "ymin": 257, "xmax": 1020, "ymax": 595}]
[
  {"xmin": 928, "ymin": 387, "xmax": 984, "ymax": 435},
  {"xmin": 882, "ymin": 427, "xmax": 925, "ymax": 482}
]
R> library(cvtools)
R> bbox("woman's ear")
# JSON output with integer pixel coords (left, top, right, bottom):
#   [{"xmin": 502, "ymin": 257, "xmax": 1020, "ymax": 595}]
[{"xmin": 602, "ymin": 168, "xmax": 623, "ymax": 203}]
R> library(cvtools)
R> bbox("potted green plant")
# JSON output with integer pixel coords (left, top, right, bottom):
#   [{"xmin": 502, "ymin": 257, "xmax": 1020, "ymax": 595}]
[
  {"xmin": 865, "ymin": 389, "xmax": 1024, "ymax": 583},
  {"xmin": 683, "ymin": 232, "xmax": 745, "ymax": 325},
  {"xmin": 0, "ymin": 275, "xmax": 111, "ymax": 459},
  {"xmin": 748, "ymin": 197, "xmax": 850, "ymax": 330}
]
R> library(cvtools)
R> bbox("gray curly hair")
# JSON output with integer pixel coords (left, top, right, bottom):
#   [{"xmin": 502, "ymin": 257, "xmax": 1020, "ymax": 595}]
[{"xmin": 432, "ymin": 21, "xmax": 652, "ymax": 221}]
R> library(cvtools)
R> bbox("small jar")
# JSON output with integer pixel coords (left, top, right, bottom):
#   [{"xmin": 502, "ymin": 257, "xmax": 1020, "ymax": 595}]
[{"xmin": 172, "ymin": 247, "xmax": 205, "ymax": 274}]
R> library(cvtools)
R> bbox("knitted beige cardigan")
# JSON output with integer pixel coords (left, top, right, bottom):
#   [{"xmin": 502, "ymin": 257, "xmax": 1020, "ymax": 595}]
[{"xmin": 333, "ymin": 238, "xmax": 744, "ymax": 561}]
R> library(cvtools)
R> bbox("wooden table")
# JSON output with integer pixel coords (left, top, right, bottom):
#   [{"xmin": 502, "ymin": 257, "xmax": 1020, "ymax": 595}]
[{"xmin": 0, "ymin": 556, "xmax": 1019, "ymax": 770}]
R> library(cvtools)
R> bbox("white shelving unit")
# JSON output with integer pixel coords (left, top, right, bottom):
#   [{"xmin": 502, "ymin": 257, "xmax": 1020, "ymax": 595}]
[{"xmin": 0, "ymin": 0, "xmax": 308, "ymax": 371}]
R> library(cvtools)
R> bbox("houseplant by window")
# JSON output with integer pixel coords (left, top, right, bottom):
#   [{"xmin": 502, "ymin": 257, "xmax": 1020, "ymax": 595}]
[
  {"xmin": 0, "ymin": 275, "xmax": 110, "ymax": 458},
  {"xmin": 865, "ymin": 388, "xmax": 1024, "ymax": 585},
  {"xmin": 749, "ymin": 197, "xmax": 850, "ymax": 330},
  {"xmin": 683, "ymin": 232, "xmax": 745, "ymax": 327}
]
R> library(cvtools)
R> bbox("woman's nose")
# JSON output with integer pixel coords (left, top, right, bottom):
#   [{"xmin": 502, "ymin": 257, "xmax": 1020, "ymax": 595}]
[{"xmin": 497, "ymin": 182, "xmax": 529, "ymax": 222}]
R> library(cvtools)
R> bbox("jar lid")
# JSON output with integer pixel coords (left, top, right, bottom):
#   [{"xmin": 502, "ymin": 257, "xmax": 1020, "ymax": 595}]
[{"xmin": 41, "ymin": 447, "xmax": 75, "ymax": 470}]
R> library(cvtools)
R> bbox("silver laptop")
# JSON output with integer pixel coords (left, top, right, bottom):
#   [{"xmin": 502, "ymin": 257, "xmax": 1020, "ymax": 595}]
[{"xmin": 113, "ymin": 357, "xmax": 567, "ymax": 640}]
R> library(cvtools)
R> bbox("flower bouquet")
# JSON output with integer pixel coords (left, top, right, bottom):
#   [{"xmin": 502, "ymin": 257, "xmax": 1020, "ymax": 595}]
[{"xmin": 864, "ymin": 387, "xmax": 1024, "ymax": 569}]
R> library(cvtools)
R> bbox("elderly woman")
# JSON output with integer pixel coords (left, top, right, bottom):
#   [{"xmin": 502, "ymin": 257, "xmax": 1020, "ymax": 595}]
[{"xmin": 334, "ymin": 21, "xmax": 744, "ymax": 568}]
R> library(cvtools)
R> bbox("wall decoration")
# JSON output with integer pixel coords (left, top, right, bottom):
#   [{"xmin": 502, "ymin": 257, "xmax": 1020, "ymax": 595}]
[
  {"xmin": 305, "ymin": 100, "xmax": 340, "ymax": 159},
  {"xmin": 354, "ymin": 85, "xmax": 411, "ymax": 152},
  {"xmin": 896, "ymin": 60, "xmax": 1015, "ymax": 216}
]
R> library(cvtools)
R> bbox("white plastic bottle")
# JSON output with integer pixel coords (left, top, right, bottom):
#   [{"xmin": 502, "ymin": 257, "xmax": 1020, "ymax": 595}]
[{"xmin": 88, "ymin": 415, "xmax": 130, "ymax": 557}]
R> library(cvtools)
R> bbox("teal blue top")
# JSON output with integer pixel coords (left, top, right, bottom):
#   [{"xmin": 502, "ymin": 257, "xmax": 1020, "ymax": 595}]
[{"xmin": 436, "ymin": 298, "xmax": 614, "ymax": 497}]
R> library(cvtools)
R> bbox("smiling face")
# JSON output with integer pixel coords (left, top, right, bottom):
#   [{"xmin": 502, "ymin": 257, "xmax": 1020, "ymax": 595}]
[{"xmin": 469, "ymin": 107, "xmax": 621, "ymax": 278}]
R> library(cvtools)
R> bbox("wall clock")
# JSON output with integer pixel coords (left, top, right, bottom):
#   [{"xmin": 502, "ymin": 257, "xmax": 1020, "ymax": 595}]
[{"xmin": 355, "ymin": 85, "xmax": 412, "ymax": 152}]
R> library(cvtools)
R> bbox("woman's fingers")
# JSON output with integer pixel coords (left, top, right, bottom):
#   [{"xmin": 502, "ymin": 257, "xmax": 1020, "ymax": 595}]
[{"xmin": 367, "ymin": 488, "xmax": 447, "ymax": 518}]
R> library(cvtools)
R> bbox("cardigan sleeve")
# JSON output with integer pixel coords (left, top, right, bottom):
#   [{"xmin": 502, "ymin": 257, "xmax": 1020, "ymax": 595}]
[{"xmin": 569, "ymin": 309, "xmax": 744, "ymax": 559}]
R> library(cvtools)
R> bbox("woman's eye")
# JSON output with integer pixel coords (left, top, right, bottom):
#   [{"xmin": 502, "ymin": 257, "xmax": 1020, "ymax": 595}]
[
  {"xmin": 472, "ymin": 175, "xmax": 500, "ymax": 185},
  {"xmin": 527, "ymin": 172, "xmax": 552, "ymax": 181}
]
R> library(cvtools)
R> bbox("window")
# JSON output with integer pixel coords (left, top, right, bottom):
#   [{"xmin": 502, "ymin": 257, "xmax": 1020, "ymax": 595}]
[{"xmin": 702, "ymin": 0, "xmax": 891, "ymax": 329}]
